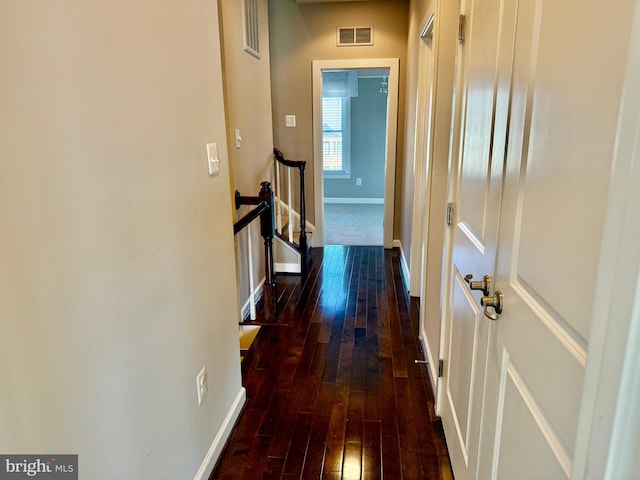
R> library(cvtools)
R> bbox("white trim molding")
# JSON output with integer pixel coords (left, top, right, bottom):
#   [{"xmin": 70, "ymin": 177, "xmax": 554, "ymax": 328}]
[
  {"xmin": 275, "ymin": 262, "xmax": 301, "ymax": 274},
  {"xmin": 419, "ymin": 327, "xmax": 438, "ymax": 393},
  {"xmin": 193, "ymin": 387, "xmax": 246, "ymax": 480},
  {"xmin": 240, "ymin": 278, "xmax": 264, "ymax": 321},
  {"xmin": 396, "ymin": 240, "xmax": 411, "ymax": 292}
]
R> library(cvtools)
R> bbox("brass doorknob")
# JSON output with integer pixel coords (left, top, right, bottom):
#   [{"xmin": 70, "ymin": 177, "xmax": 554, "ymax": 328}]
[
  {"xmin": 481, "ymin": 290, "xmax": 504, "ymax": 321},
  {"xmin": 464, "ymin": 274, "xmax": 492, "ymax": 296}
]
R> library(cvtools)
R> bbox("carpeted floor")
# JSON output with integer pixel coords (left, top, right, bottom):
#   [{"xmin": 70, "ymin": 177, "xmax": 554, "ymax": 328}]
[{"xmin": 323, "ymin": 202, "xmax": 383, "ymax": 245}]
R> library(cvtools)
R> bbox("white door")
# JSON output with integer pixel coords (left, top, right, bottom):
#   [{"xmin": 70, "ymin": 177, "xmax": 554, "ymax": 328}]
[
  {"xmin": 439, "ymin": 0, "xmax": 515, "ymax": 477},
  {"xmin": 477, "ymin": 0, "xmax": 635, "ymax": 478},
  {"xmin": 441, "ymin": 0, "xmax": 636, "ymax": 478}
]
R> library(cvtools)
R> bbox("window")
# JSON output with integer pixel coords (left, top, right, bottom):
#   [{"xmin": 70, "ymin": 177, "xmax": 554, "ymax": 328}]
[{"xmin": 322, "ymin": 97, "xmax": 350, "ymax": 177}]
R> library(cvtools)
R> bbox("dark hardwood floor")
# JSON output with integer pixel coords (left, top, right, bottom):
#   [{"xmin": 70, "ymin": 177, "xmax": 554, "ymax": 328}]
[{"xmin": 211, "ymin": 246, "xmax": 453, "ymax": 480}]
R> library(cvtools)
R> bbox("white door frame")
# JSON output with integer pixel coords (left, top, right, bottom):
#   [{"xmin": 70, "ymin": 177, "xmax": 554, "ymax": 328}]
[
  {"xmin": 573, "ymin": 3, "xmax": 640, "ymax": 476},
  {"xmin": 436, "ymin": 0, "xmax": 467, "ymax": 416},
  {"xmin": 312, "ymin": 58, "xmax": 400, "ymax": 249},
  {"xmin": 409, "ymin": 12, "xmax": 436, "ymax": 296}
]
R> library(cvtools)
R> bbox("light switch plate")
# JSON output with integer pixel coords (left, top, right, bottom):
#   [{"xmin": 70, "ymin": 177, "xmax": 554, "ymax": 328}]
[
  {"xmin": 285, "ymin": 115, "xmax": 296, "ymax": 127},
  {"xmin": 196, "ymin": 366, "xmax": 208, "ymax": 405},
  {"xmin": 206, "ymin": 143, "xmax": 220, "ymax": 176}
]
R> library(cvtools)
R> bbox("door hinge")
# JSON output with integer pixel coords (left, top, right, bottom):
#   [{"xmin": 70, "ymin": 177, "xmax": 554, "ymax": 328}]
[
  {"xmin": 438, "ymin": 359, "xmax": 444, "ymax": 378},
  {"xmin": 458, "ymin": 14, "xmax": 466, "ymax": 44},
  {"xmin": 446, "ymin": 202, "xmax": 455, "ymax": 226}
]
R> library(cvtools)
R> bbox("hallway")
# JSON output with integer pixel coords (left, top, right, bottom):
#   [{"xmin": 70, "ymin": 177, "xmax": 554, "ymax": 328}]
[{"xmin": 211, "ymin": 246, "xmax": 452, "ymax": 479}]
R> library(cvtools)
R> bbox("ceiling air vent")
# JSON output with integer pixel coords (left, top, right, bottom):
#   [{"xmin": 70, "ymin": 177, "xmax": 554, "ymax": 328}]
[{"xmin": 337, "ymin": 26, "xmax": 374, "ymax": 47}]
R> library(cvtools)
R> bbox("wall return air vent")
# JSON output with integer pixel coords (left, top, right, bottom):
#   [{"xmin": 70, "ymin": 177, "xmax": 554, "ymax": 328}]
[{"xmin": 337, "ymin": 26, "xmax": 374, "ymax": 47}]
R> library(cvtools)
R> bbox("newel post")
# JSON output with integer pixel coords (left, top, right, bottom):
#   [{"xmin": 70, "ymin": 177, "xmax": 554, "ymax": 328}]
[{"xmin": 259, "ymin": 181, "xmax": 277, "ymax": 321}]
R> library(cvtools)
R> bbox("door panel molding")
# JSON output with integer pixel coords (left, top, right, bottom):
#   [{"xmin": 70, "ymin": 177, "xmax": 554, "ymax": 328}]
[
  {"xmin": 492, "ymin": 352, "xmax": 571, "ymax": 479},
  {"xmin": 448, "ymin": 271, "xmax": 483, "ymax": 447},
  {"xmin": 511, "ymin": 280, "xmax": 587, "ymax": 365},
  {"xmin": 457, "ymin": 221, "xmax": 486, "ymax": 255}
]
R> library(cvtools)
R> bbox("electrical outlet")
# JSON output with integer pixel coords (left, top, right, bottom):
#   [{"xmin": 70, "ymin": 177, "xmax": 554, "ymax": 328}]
[{"xmin": 196, "ymin": 366, "xmax": 208, "ymax": 406}]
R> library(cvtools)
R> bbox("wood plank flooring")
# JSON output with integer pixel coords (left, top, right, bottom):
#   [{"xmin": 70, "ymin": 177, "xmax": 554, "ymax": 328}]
[{"xmin": 210, "ymin": 246, "xmax": 453, "ymax": 480}]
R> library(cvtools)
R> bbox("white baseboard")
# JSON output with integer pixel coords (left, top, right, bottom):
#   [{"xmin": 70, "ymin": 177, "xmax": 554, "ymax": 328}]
[
  {"xmin": 396, "ymin": 240, "xmax": 410, "ymax": 292},
  {"xmin": 419, "ymin": 327, "xmax": 438, "ymax": 394},
  {"xmin": 193, "ymin": 387, "xmax": 246, "ymax": 480},
  {"xmin": 241, "ymin": 278, "xmax": 265, "ymax": 320},
  {"xmin": 275, "ymin": 262, "xmax": 301, "ymax": 274},
  {"xmin": 324, "ymin": 197, "xmax": 385, "ymax": 204}
]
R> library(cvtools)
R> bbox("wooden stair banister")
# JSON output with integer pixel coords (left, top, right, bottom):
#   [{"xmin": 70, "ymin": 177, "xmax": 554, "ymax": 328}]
[
  {"xmin": 234, "ymin": 181, "xmax": 277, "ymax": 322},
  {"xmin": 273, "ymin": 148, "xmax": 310, "ymax": 278}
]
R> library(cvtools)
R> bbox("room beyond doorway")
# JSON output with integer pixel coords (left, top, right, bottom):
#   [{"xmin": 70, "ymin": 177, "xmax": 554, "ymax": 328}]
[
  {"xmin": 312, "ymin": 58, "xmax": 399, "ymax": 249},
  {"xmin": 321, "ymin": 69, "xmax": 387, "ymax": 246}
]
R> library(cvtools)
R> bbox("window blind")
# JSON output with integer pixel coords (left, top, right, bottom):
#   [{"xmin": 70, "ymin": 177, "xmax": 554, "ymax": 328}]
[{"xmin": 323, "ymin": 97, "xmax": 343, "ymax": 171}]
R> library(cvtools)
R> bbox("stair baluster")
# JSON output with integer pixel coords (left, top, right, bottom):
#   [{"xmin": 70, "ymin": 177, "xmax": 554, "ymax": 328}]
[{"xmin": 273, "ymin": 148, "xmax": 310, "ymax": 278}]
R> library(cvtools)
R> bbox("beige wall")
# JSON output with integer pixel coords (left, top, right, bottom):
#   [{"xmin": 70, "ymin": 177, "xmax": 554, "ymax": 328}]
[
  {"xmin": 220, "ymin": 0, "xmax": 275, "ymax": 195},
  {"xmin": 269, "ymin": 0, "xmax": 409, "ymax": 232},
  {"xmin": 0, "ymin": 2, "xmax": 243, "ymax": 478},
  {"xmin": 219, "ymin": 0, "xmax": 274, "ymax": 315}
]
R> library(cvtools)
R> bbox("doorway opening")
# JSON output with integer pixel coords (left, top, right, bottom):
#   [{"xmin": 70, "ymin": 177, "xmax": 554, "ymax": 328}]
[
  {"xmin": 322, "ymin": 69, "xmax": 388, "ymax": 245},
  {"xmin": 312, "ymin": 58, "xmax": 399, "ymax": 248}
]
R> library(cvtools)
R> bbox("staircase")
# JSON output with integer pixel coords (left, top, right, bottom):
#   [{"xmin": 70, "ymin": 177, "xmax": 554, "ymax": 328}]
[
  {"xmin": 273, "ymin": 148, "xmax": 311, "ymax": 278},
  {"xmin": 232, "ymin": 149, "xmax": 311, "ymax": 324}
]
